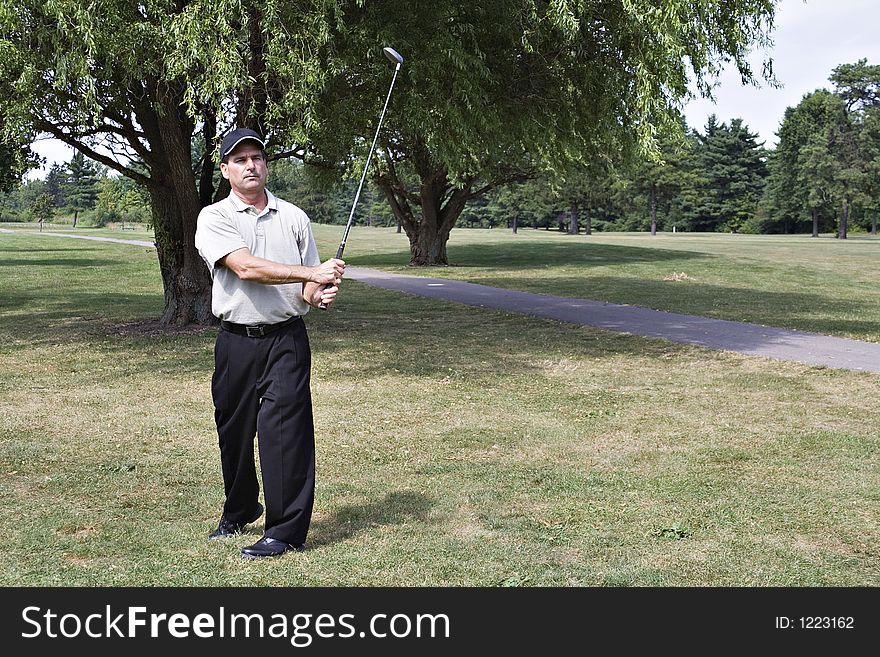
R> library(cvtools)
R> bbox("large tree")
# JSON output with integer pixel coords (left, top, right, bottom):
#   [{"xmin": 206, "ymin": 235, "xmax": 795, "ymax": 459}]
[
  {"xmin": 302, "ymin": 0, "xmax": 778, "ymax": 264},
  {"xmin": 764, "ymin": 89, "xmax": 842, "ymax": 234},
  {"xmin": 766, "ymin": 61, "xmax": 880, "ymax": 238},
  {"xmin": 829, "ymin": 59, "xmax": 880, "ymax": 238},
  {"xmin": 2, "ymin": 0, "xmax": 778, "ymax": 323},
  {"xmin": 0, "ymin": 0, "xmax": 337, "ymax": 324}
]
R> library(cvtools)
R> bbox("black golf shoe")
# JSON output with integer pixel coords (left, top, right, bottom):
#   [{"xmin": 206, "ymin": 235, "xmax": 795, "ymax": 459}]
[
  {"xmin": 240, "ymin": 536, "xmax": 305, "ymax": 559},
  {"xmin": 208, "ymin": 503, "xmax": 264, "ymax": 540}
]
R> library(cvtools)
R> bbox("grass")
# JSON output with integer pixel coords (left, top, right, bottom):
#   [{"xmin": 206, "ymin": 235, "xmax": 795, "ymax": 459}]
[
  {"xmin": 1, "ymin": 229, "xmax": 878, "ymax": 586},
  {"xmin": 1, "ymin": 221, "xmax": 153, "ymax": 241}
]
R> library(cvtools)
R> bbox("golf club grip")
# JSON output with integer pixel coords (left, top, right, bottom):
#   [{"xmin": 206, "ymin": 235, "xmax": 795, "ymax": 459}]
[{"xmin": 318, "ymin": 243, "xmax": 346, "ymax": 310}]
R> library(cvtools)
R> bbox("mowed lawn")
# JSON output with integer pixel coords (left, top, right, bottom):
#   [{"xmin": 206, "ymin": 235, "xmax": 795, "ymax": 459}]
[{"xmin": 1, "ymin": 228, "xmax": 878, "ymax": 586}]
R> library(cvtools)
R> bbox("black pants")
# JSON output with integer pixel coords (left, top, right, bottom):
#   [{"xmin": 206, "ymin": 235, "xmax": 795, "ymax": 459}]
[{"xmin": 211, "ymin": 318, "xmax": 315, "ymax": 546}]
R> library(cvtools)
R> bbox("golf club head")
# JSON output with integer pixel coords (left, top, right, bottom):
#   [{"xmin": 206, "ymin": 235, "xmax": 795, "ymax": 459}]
[{"xmin": 383, "ymin": 47, "xmax": 404, "ymax": 65}]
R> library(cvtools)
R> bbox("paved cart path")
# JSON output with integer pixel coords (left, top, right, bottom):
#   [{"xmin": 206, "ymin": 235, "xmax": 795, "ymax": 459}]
[
  {"xmin": 346, "ymin": 267, "xmax": 880, "ymax": 374},
  {"xmin": 5, "ymin": 228, "xmax": 880, "ymax": 373}
]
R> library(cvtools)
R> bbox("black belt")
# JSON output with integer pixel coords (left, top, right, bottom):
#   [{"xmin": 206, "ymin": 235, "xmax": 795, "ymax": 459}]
[{"xmin": 220, "ymin": 315, "xmax": 301, "ymax": 338}]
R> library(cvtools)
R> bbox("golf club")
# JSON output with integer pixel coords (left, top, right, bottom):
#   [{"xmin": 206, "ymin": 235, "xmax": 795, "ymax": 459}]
[{"xmin": 319, "ymin": 46, "xmax": 404, "ymax": 309}]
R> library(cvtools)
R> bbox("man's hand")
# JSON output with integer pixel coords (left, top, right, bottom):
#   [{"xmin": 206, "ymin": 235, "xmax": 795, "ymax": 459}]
[
  {"xmin": 309, "ymin": 283, "xmax": 340, "ymax": 309},
  {"xmin": 304, "ymin": 258, "xmax": 344, "ymax": 309},
  {"xmin": 311, "ymin": 258, "xmax": 345, "ymax": 286}
]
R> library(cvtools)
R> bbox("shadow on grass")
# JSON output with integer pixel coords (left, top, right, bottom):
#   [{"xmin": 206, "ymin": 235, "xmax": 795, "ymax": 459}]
[
  {"xmin": 350, "ymin": 241, "xmax": 708, "ymax": 270},
  {"xmin": 0, "ymin": 239, "xmax": 143, "ymax": 271},
  {"xmin": 0, "ymin": 257, "xmax": 119, "ymax": 267},
  {"xmin": 305, "ymin": 275, "xmax": 880, "ymax": 376},
  {"xmin": 0, "ymin": 247, "xmax": 96, "ymax": 253},
  {"xmin": 307, "ymin": 490, "xmax": 433, "ymax": 548},
  {"xmin": 0, "ymin": 293, "xmax": 165, "ymax": 347},
  {"xmin": 307, "ymin": 280, "xmax": 688, "ymax": 378}
]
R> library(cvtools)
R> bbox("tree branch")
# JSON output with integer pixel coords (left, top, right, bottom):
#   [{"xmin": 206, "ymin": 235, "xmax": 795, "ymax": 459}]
[{"xmin": 34, "ymin": 120, "xmax": 152, "ymax": 187}]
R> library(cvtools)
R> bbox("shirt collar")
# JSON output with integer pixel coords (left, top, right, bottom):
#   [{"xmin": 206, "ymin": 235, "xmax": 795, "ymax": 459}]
[{"xmin": 228, "ymin": 189, "xmax": 278, "ymax": 215}]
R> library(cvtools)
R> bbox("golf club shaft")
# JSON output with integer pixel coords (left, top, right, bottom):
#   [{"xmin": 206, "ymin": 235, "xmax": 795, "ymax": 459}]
[{"xmin": 319, "ymin": 59, "xmax": 402, "ymax": 309}]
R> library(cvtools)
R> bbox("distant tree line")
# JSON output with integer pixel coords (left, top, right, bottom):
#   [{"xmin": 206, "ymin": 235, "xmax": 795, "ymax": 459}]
[
  {"xmin": 456, "ymin": 114, "xmax": 770, "ymax": 235},
  {"xmin": 1, "ymin": 152, "xmax": 150, "ymax": 226},
  {"xmin": 456, "ymin": 60, "xmax": 880, "ymax": 237}
]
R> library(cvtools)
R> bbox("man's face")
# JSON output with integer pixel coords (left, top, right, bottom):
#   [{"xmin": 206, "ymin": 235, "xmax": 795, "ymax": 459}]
[{"xmin": 220, "ymin": 142, "xmax": 268, "ymax": 196}]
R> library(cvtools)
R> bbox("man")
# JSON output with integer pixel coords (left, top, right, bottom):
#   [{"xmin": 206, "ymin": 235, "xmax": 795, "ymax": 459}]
[{"xmin": 194, "ymin": 128, "xmax": 345, "ymax": 559}]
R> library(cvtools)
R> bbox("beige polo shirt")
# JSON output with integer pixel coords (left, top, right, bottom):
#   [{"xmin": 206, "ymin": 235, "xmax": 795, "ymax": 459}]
[{"xmin": 194, "ymin": 190, "xmax": 321, "ymax": 324}]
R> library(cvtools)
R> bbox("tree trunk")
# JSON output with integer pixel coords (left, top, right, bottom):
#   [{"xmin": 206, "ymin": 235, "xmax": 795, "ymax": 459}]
[
  {"xmin": 199, "ymin": 114, "xmax": 219, "ymax": 207},
  {"xmin": 375, "ymin": 146, "xmax": 474, "ymax": 266},
  {"xmin": 73, "ymin": 210, "xmax": 78, "ymax": 228},
  {"xmin": 377, "ymin": 181, "xmax": 457, "ymax": 265},
  {"xmin": 148, "ymin": 184, "xmax": 214, "ymax": 325},
  {"xmin": 811, "ymin": 207, "xmax": 818, "ymax": 237},
  {"xmin": 144, "ymin": 87, "xmax": 215, "ymax": 325},
  {"xmin": 511, "ymin": 214, "xmax": 518, "ymax": 234},
  {"xmin": 872, "ymin": 209, "xmax": 877, "ymax": 236},
  {"xmin": 409, "ymin": 227, "xmax": 451, "ymax": 265},
  {"xmin": 838, "ymin": 198, "xmax": 849, "ymax": 239},
  {"xmin": 650, "ymin": 182, "xmax": 657, "ymax": 236},
  {"xmin": 569, "ymin": 201, "xmax": 579, "ymax": 234},
  {"xmin": 584, "ymin": 204, "xmax": 592, "ymax": 235}
]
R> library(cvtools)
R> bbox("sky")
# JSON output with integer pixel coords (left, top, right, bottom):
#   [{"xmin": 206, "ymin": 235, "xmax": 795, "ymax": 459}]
[
  {"xmin": 682, "ymin": 0, "xmax": 880, "ymax": 146},
  {"xmin": 27, "ymin": 0, "xmax": 880, "ymax": 177}
]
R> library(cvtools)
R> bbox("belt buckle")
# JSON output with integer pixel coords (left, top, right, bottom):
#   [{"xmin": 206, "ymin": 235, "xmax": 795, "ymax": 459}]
[{"xmin": 245, "ymin": 325, "xmax": 265, "ymax": 338}]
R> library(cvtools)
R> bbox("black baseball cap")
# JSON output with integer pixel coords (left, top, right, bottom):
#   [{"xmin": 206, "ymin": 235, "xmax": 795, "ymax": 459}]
[{"xmin": 220, "ymin": 128, "xmax": 266, "ymax": 160}]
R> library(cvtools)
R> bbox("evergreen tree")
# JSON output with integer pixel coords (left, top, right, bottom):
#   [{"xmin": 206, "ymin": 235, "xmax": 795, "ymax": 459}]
[
  {"xmin": 796, "ymin": 130, "xmax": 839, "ymax": 236},
  {"xmin": 689, "ymin": 116, "xmax": 768, "ymax": 232},
  {"xmin": 64, "ymin": 152, "xmax": 102, "ymax": 222},
  {"xmin": 625, "ymin": 123, "xmax": 702, "ymax": 234},
  {"xmin": 45, "ymin": 163, "xmax": 68, "ymax": 207}
]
